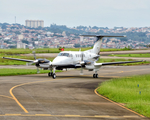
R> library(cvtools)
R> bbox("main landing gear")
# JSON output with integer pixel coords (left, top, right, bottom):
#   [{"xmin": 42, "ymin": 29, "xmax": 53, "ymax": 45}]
[
  {"xmin": 93, "ymin": 74, "xmax": 98, "ymax": 78},
  {"xmin": 48, "ymin": 72, "xmax": 56, "ymax": 79},
  {"xmin": 48, "ymin": 67, "xmax": 56, "ymax": 79},
  {"xmin": 93, "ymin": 71, "xmax": 98, "ymax": 78}
]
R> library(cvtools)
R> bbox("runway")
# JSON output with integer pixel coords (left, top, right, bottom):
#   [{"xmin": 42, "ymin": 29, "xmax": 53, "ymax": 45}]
[{"xmin": 0, "ymin": 65, "xmax": 150, "ymax": 120}]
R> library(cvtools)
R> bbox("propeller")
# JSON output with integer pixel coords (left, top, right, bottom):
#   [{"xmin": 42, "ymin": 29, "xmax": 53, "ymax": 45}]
[{"xmin": 32, "ymin": 51, "xmax": 40, "ymax": 73}]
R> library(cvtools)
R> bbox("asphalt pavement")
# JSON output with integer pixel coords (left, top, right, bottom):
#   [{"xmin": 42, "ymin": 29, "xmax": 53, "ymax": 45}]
[{"xmin": 0, "ymin": 65, "xmax": 150, "ymax": 120}]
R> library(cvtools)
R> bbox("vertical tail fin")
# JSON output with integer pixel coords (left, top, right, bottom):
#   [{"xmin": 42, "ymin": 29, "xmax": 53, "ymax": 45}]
[{"xmin": 80, "ymin": 35, "xmax": 126, "ymax": 54}]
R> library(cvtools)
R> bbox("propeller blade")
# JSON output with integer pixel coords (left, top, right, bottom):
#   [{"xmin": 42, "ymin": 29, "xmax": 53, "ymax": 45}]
[
  {"xmin": 33, "ymin": 59, "xmax": 39, "ymax": 64},
  {"xmin": 32, "ymin": 51, "xmax": 36, "ymax": 60},
  {"xmin": 80, "ymin": 52, "xmax": 84, "ymax": 75},
  {"xmin": 37, "ymin": 67, "xmax": 40, "ymax": 74},
  {"xmin": 81, "ymin": 52, "xmax": 83, "ymax": 61}
]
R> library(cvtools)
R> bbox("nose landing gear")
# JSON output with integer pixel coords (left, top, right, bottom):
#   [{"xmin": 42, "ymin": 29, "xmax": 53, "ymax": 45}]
[{"xmin": 48, "ymin": 67, "xmax": 56, "ymax": 79}]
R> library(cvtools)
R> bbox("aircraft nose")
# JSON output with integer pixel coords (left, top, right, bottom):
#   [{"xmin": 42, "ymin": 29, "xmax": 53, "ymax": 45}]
[{"xmin": 52, "ymin": 57, "xmax": 67, "ymax": 65}]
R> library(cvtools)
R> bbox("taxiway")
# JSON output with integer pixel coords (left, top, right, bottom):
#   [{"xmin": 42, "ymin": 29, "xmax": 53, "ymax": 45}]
[{"xmin": 0, "ymin": 65, "xmax": 150, "ymax": 120}]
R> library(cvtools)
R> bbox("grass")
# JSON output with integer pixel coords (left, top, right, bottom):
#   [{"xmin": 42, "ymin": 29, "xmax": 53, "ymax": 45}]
[
  {"xmin": 0, "ymin": 68, "xmax": 61, "ymax": 76},
  {"xmin": 97, "ymin": 74, "xmax": 150, "ymax": 117},
  {"xmin": 0, "ymin": 47, "xmax": 134, "ymax": 55},
  {"xmin": 109, "ymin": 53, "xmax": 150, "ymax": 57}
]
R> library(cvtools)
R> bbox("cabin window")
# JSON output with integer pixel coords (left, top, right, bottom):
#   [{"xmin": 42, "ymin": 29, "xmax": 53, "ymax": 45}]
[
  {"xmin": 58, "ymin": 53, "xmax": 69, "ymax": 57},
  {"xmin": 69, "ymin": 54, "xmax": 73, "ymax": 57}
]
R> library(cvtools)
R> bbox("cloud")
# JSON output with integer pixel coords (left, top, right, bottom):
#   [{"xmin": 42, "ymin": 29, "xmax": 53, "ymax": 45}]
[{"xmin": 0, "ymin": 0, "xmax": 150, "ymax": 27}]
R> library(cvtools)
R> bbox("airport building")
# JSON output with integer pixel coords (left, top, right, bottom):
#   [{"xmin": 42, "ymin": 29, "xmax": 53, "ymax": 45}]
[{"xmin": 25, "ymin": 20, "xmax": 44, "ymax": 28}]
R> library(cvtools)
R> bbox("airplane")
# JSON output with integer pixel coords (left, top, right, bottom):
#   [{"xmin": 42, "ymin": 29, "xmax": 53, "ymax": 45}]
[{"xmin": 2, "ymin": 35, "xmax": 142, "ymax": 79}]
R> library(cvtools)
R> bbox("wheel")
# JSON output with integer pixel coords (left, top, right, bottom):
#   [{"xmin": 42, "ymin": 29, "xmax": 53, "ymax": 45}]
[
  {"xmin": 52, "ymin": 73, "xmax": 56, "ymax": 79},
  {"xmin": 96, "ymin": 74, "xmax": 98, "ymax": 78},
  {"xmin": 93, "ymin": 74, "xmax": 96, "ymax": 78},
  {"xmin": 48, "ymin": 72, "xmax": 52, "ymax": 77}
]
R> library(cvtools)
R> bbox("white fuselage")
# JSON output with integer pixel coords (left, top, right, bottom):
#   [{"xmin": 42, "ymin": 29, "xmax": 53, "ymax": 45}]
[{"xmin": 52, "ymin": 51, "xmax": 98, "ymax": 66}]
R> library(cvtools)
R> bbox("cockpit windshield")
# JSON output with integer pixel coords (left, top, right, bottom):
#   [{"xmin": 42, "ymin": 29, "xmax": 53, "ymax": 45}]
[{"xmin": 58, "ymin": 53, "xmax": 70, "ymax": 57}]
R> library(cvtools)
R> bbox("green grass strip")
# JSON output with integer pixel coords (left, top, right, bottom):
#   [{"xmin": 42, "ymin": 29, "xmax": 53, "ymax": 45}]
[
  {"xmin": 0, "ymin": 47, "xmax": 134, "ymax": 54},
  {"xmin": 97, "ymin": 74, "xmax": 150, "ymax": 117},
  {"xmin": 0, "ymin": 68, "xmax": 61, "ymax": 76},
  {"xmin": 109, "ymin": 53, "xmax": 150, "ymax": 57}
]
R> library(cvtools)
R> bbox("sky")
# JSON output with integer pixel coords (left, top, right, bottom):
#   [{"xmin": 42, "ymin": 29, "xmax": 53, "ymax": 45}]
[{"xmin": 0, "ymin": 0, "xmax": 150, "ymax": 28}]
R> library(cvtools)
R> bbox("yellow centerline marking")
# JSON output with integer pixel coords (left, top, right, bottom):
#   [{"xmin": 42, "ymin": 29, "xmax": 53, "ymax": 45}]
[
  {"xmin": 94, "ymin": 87, "xmax": 145, "ymax": 117},
  {"xmin": 95, "ymin": 115, "xmax": 110, "ymax": 117},
  {"xmin": 1, "ymin": 114, "xmax": 139, "ymax": 118},
  {"xmin": 9, "ymin": 77, "xmax": 74, "ymax": 113},
  {"xmin": 5, "ymin": 114, "xmax": 21, "ymax": 116},
  {"xmin": 35, "ymin": 114, "xmax": 51, "ymax": 116},
  {"xmin": 0, "ymin": 95, "xmax": 14, "ymax": 100},
  {"xmin": 65, "ymin": 115, "xmax": 81, "ymax": 117}
]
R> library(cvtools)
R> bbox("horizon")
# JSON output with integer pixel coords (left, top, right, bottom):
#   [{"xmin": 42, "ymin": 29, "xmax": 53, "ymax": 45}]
[{"xmin": 0, "ymin": 22, "xmax": 150, "ymax": 29}]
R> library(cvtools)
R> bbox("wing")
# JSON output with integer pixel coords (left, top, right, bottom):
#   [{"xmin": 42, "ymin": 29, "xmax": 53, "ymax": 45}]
[
  {"xmin": 2, "ymin": 57, "xmax": 34, "ymax": 62},
  {"xmin": 94, "ymin": 60, "xmax": 143, "ymax": 67}
]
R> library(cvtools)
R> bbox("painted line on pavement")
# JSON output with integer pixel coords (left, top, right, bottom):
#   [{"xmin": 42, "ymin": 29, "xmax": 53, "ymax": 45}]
[
  {"xmin": 9, "ymin": 77, "xmax": 74, "ymax": 113},
  {"xmin": 94, "ymin": 87, "xmax": 145, "ymax": 118},
  {"xmin": 0, "ymin": 114, "xmax": 139, "ymax": 118},
  {"xmin": 0, "ymin": 95, "xmax": 14, "ymax": 100}
]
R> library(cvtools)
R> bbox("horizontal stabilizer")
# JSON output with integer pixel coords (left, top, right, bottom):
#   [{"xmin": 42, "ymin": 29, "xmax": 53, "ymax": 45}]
[{"xmin": 80, "ymin": 35, "xmax": 126, "ymax": 38}]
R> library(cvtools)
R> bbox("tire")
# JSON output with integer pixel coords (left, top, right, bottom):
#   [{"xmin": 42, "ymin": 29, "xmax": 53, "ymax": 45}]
[
  {"xmin": 52, "ymin": 73, "xmax": 56, "ymax": 79},
  {"xmin": 96, "ymin": 74, "xmax": 98, "ymax": 78},
  {"xmin": 93, "ymin": 74, "xmax": 95, "ymax": 78},
  {"xmin": 48, "ymin": 72, "xmax": 51, "ymax": 77}
]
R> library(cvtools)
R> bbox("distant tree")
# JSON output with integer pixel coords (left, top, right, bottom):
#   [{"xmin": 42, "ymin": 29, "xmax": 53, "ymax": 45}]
[
  {"xmin": 36, "ymin": 26, "xmax": 42, "ymax": 30},
  {"xmin": 120, "ymin": 37, "xmax": 128, "ymax": 41},
  {"xmin": 92, "ymin": 26, "xmax": 99, "ymax": 29},
  {"xmin": 74, "ymin": 44, "xmax": 80, "ymax": 48},
  {"xmin": 15, "ymin": 31, "xmax": 21, "ymax": 35},
  {"xmin": 2, "ymin": 24, "xmax": 7, "ymax": 29},
  {"xmin": 31, "ymin": 31, "xmax": 36, "ymax": 33},
  {"xmin": 4, "ymin": 40, "xmax": 12, "ymax": 44},
  {"xmin": 35, "ymin": 33, "xmax": 41, "ymax": 36},
  {"xmin": 22, "ymin": 40, "xmax": 29, "ymax": 44},
  {"xmin": 9, "ymin": 45, "xmax": 16, "ymax": 48},
  {"xmin": 24, "ymin": 30, "xmax": 29, "ymax": 33}
]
